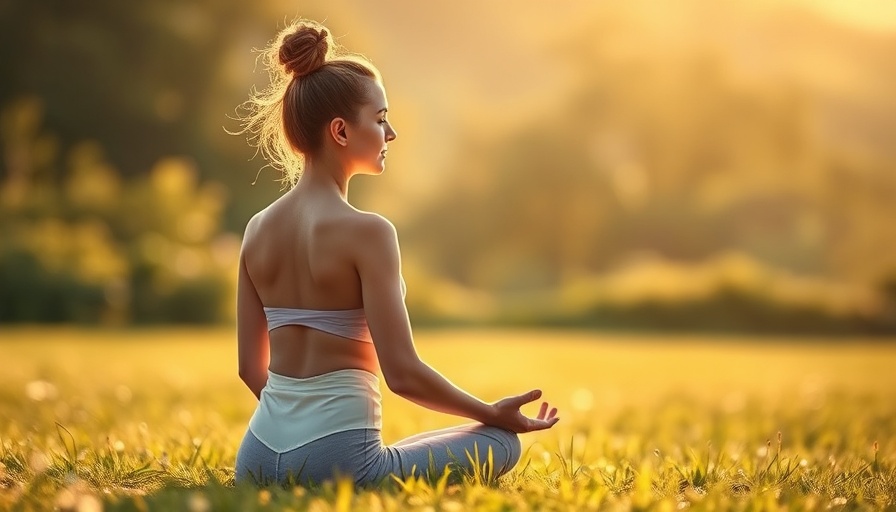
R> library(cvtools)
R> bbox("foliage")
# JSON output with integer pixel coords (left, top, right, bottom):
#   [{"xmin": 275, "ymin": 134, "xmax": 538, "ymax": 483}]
[
  {"xmin": 0, "ymin": 328, "xmax": 894, "ymax": 510},
  {"xmin": 0, "ymin": 0, "xmax": 259, "ymax": 178},
  {"xmin": 403, "ymin": 6, "xmax": 896, "ymax": 293},
  {"xmin": 3, "ymin": 2, "xmax": 896, "ymax": 331},
  {"xmin": 0, "ymin": 100, "xmax": 237, "ymax": 323}
]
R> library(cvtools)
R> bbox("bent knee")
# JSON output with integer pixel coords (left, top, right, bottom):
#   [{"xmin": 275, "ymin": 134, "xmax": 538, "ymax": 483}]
[
  {"xmin": 504, "ymin": 431, "xmax": 522, "ymax": 467},
  {"xmin": 480, "ymin": 426, "xmax": 521, "ymax": 470}
]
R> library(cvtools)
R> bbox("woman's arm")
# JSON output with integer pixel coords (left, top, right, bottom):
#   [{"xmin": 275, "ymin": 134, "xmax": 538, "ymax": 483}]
[
  {"xmin": 237, "ymin": 237, "xmax": 270, "ymax": 400},
  {"xmin": 354, "ymin": 215, "xmax": 558, "ymax": 433}
]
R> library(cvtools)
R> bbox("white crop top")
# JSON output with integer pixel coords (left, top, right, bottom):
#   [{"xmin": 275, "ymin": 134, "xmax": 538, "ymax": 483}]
[
  {"xmin": 262, "ymin": 276, "xmax": 406, "ymax": 344},
  {"xmin": 264, "ymin": 307, "xmax": 372, "ymax": 343}
]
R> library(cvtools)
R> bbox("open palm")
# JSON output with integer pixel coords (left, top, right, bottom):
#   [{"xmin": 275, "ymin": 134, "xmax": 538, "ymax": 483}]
[{"xmin": 491, "ymin": 389, "xmax": 560, "ymax": 433}]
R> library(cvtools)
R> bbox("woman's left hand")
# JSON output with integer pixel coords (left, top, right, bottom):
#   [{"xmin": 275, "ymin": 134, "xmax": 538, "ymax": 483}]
[{"xmin": 488, "ymin": 389, "xmax": 559, "ymax": 433}]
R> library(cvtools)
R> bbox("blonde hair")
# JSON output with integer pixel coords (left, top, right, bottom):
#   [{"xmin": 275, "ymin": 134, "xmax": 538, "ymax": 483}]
[{"xmin": 233, "ymin": 20, "xmax": 381, "ymax": 187}]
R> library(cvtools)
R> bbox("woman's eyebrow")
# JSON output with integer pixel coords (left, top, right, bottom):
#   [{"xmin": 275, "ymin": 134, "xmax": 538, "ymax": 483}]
[{"xmin": 377, "ymin": 108, "xmax": 388, "ymax": 114}]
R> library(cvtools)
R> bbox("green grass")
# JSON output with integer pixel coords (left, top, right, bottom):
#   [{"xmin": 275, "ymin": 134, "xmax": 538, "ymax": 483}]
[{"xmin": 1, "ymin": 328, "xmax": 894, "ymax": 510}]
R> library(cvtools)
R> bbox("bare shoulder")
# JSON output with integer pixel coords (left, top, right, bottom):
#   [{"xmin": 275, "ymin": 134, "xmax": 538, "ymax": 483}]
[
  {"xmin": 350, "ymin": 211, "xmax": 397, "ymax": 241},
  {"xmin": 240, "ymin": 209, "xmax": 267, "ymax": 249},
  {"xmin": 342, "ymin": 210, "xmax": 400, "ymax": 263}
]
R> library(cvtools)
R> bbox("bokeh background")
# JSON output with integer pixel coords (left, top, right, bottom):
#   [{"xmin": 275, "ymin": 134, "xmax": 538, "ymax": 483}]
[{"xmin": 2, "ymin": 0, "xmax": 896, "ymax": 335}]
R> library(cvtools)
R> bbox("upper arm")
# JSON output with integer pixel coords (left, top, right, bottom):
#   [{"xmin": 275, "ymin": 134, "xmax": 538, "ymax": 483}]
[
  {"xmin": 354, "ymin": 216, "xmax": 420, "ymax": 388},
  {"xmin": 237, "ymin": 220, "xmax": 269, "ymax": 380}
]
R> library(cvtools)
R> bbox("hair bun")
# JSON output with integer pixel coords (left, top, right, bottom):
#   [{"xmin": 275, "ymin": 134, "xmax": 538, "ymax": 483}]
[{"xmin": 279, "ymin": 25, "xmax": 330, "ymax": 78}]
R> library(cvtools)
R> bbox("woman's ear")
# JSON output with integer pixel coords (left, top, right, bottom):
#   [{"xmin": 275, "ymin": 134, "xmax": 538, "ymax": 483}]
[{"xmin": 329, "ymin": 118, "xmax": 348, "ymax": 147}]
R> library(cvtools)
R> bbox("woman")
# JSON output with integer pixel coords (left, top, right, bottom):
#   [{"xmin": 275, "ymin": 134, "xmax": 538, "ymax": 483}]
[{"xmin": 233, "ymin": 20, "xmax": 559, "ymax": 486}]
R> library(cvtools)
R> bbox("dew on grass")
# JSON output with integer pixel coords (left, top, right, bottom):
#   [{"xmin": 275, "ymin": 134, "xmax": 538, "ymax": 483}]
[
  {"xmin": 29, "ymin": 451, "xmax": 50, "ymax": 473},
  {"xmin": 77, "ymin": 493, "xmax": 102, "ymax": 512},
  {"xmin": 56, "ymin": 488, "xmax": 76, "ymax": 509},
  {"xmin": 25, "ymin": 380, "xmax": 58, "ymax": 402},
  {"xmin": 188, "ymin": 491, "xmax": 211, "ymax": 512},
  {"xmin": 442, "ymin": 500, "xmax": 463, "ymax": 511},
  {"xmin": 684, "ymin": 486, "xmax": 706, "ymax": 502},
  {"xmin": 5, "ymin": 330, "xmax": 896, "ymax": 509},
  {"xmin": 63, "ymin": 472, "xmax": 78, "ymax": 486}
]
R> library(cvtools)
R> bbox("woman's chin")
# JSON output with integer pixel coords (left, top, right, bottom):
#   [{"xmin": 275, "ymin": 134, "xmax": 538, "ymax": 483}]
[{"xmin": 356, "ymin": 164, "xmax": 385, "ymax": 176}]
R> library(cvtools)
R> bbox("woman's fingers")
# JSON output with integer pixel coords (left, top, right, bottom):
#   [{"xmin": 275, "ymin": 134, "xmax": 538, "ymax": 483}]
[
  {"xmin": 537, "ymin": 401, "xmax": 549, "ymax": 419},
  {"xmin": 494, "ymin": 391, "xmax": 561, "ymax": 432},
  {"xmin": 521, "ymin": 402, "xmax": 560, "ymax": 432},
  {"xmin": 526, "ymin": 415, "xmax": 560, "ymax": 432},
  {"xmin": 537, "ymin": 405, "xmax": 560, "ymax": 430},
  {"xmin": 535, "ymin": 402, "xmax": 558, "ymax": 421},
  {"xmin": 505, "ymin": 389, "xmax": 542, "ymax": 409}
]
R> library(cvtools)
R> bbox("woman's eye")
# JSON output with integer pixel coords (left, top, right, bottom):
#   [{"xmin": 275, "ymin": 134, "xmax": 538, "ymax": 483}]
[{"xmin": 378, "ymin": 118, "xmax": 388, "ymax": 124}]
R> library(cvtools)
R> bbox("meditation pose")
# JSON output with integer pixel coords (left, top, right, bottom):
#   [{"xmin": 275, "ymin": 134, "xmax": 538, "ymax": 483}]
[{"xmin": 233, "ymin": 20, "xmax": 559, "ymax": 486}]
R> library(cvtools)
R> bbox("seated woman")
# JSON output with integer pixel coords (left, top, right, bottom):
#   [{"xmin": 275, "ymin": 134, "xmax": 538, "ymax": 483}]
[{"xmin": 233, "ymin": 19, "xmax": 559, "ymax": 486}]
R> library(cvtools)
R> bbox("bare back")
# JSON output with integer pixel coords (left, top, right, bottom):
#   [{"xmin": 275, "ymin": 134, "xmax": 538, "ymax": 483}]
[{"xmin": 241, "ymin": 186, "xmax": 379, "ymax": 378}]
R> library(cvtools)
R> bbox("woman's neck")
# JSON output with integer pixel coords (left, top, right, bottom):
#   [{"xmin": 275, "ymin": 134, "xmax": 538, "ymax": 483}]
[{"xmin": 299, "ymin": 156, "xmax": 351, "ymax": 201}]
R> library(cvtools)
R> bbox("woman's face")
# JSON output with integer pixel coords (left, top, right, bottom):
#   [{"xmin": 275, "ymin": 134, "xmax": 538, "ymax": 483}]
[{"xmin": 345, "ymin": 79, "xmax": 397, "ymax": 174}]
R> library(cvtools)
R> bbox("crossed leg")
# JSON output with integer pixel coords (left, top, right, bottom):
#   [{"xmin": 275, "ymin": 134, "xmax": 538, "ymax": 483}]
[{"xmin": 364, "ymin": 423, "xmax": 521, "ymax": 482}]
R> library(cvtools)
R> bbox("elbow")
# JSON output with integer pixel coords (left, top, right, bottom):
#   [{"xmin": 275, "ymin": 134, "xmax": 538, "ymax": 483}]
[
  {"xmin": 382, "ymin": 360, "xmax": 424, "ymax": 398},
  {"xmin": 385, "ymin": 375, "xmax": 414, "ymax": 398},
  {"xmin": 238, "ymin": 364, "xmax": 251, "ymax": 385},
  {"xmin": 238, "ymin": 366, "xmax": 264, "ymax": 396},
  {"xmin": 238, "ymin": 370, "xmax": 250, "ymax": 388},
  {"xmin": 238, "ymin": 357, "xmax": 260, "ymax": 383}
]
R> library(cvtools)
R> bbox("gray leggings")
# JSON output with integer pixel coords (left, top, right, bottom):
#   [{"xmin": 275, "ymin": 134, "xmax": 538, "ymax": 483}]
[{"xmin": 235, "ymin": 424, "xmax": 521, "ymax": 486}]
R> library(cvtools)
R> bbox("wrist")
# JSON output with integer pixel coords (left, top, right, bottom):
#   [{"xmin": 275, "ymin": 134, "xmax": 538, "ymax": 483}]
[{"xmin": 477, "ymin": 401, "xmax": 498, "ymax": 425}]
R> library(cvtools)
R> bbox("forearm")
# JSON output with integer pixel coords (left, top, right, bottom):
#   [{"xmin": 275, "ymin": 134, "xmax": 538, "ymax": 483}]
[{"xmin": 392, "ymin": 362, "xmax": 496, "ymax": 424}]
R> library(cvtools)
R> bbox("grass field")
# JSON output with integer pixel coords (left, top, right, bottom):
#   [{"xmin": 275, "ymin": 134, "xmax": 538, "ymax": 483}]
[{"xmin": 1, "ymin": 328, "xmax": 894, "ymax": 510}]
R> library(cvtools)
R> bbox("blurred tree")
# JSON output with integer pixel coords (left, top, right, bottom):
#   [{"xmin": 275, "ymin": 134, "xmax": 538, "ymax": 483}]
[
  {"xmin": 400, "ymin": 11, "xmax": 896, "ymax": 332},
  {"xmin": 878, "ymin": 273, "xmax": 896, "ymax": 329},
  {"xmin": 0, "ymin": 0, "xmax": 258, "ymax": 177},
  {"xmin": 1, "ymin": 1, "xmax": 894, "ymax": 332},
  {"xmin": 0, "ymin": 102, "xmax": 236, "ymax": 324}
]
